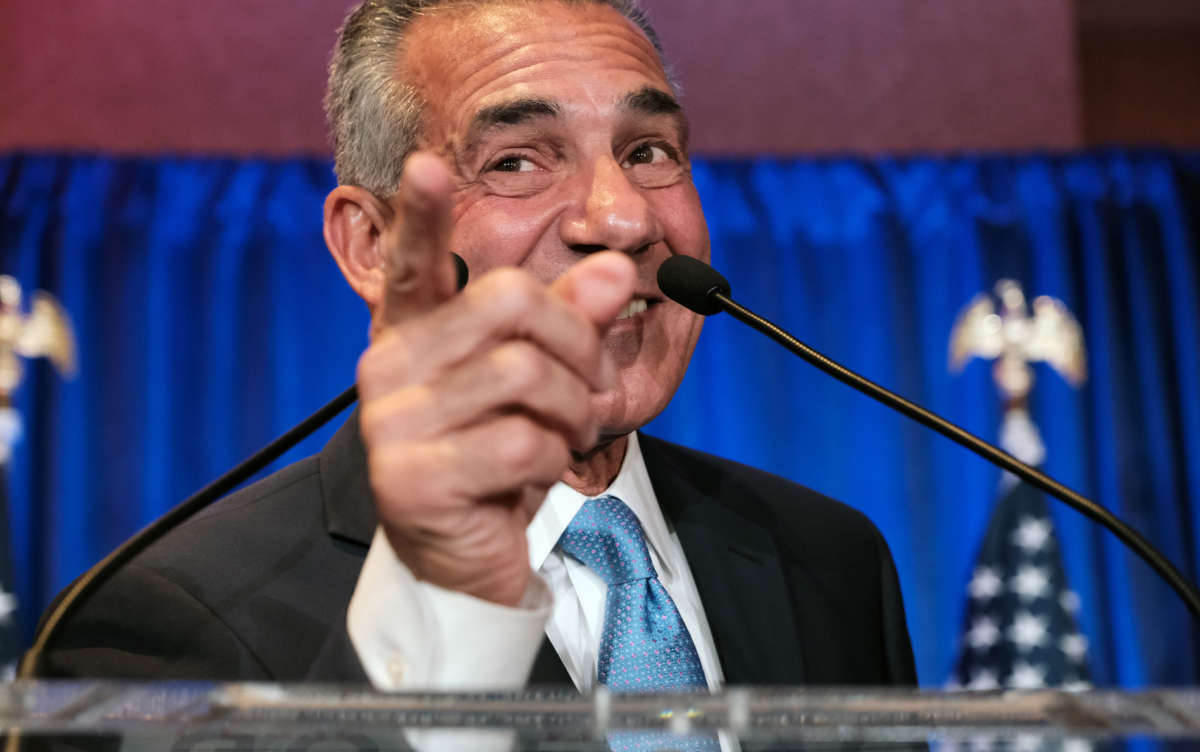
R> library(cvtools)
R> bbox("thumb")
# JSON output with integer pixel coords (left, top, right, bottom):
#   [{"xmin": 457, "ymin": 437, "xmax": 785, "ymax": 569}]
[{"xmin": 549, "ymin": 252, "xmax": 637, "ymax": 327}]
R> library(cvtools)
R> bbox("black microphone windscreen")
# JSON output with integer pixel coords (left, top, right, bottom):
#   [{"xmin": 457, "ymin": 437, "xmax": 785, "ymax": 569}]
[
  {"xmin": 657, "ymin": 256, "xmax": 731, "ymax": 315},
  {"xmin": 452, "ymin": 253, "xmax": 469, "ymax": 290}
]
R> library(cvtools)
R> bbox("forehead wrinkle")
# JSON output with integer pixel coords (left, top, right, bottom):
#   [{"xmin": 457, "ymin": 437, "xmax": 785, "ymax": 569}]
[
  {"xmin": 441, "ymin": 26, "xmax": 670, "ymax": 111},
  {"xmin": 407, "ymin": 3, "xmax": 677, "ymax": 158},
  {"xmin": 451, "ymin": 13, "xmax": 662, "ymax": 73}
]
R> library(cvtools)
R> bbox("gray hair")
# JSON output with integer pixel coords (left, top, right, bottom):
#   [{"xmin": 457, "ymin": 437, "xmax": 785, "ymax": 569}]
[{"xmin": 325, "ymin": 0, "xmax": 669, "ymax": 197}]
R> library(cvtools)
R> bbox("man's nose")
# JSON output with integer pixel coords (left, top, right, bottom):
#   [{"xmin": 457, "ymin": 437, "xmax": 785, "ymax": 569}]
[{"xmin": 560, "ymin": 157, "xmax": 662, "ymax": 255}]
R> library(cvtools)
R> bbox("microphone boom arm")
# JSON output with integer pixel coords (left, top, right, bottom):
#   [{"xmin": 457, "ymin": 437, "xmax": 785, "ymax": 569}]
[{"xmin": 711, "ymin": 290, "xmax": 1200, "ymax": 620}]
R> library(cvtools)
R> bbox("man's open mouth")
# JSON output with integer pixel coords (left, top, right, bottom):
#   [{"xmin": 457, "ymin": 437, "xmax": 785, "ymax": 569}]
[{"xmin": 616, "ymin": 298, "xmax": 649, "ymax": 320}]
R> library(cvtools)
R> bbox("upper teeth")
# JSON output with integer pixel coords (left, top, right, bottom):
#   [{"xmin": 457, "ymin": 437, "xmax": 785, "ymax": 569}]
[{"xmin": 617, "ymin": 299, "xmax": 648, "ymax": 320}]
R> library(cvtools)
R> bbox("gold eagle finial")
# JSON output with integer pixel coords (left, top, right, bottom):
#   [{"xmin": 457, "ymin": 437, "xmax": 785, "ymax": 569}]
[
  {"xmin": 949, "ymin": 279, "xmax": 1086, "ymax": 403},
  {"xmin": 0, "ymin": 275, "xmax": 77, "ymax": 461}
]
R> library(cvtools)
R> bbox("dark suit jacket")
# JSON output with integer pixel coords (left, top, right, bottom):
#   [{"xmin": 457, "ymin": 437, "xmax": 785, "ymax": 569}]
[{"xmin": 42, "ymin": 414, "xmax": 917, "ymax": 686}]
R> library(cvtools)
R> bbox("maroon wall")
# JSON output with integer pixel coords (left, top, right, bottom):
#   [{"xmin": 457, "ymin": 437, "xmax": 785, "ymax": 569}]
[
  {"xmin": 643, "ymin": 0, "xmax": 1080, "ymax": 155},
  {"xmin": 0, "ymin": 0, "xmax": 1081, "ymax": 157},
  {"xmin": 1079, "ymin": 25, "xmax": 1200, "ymax": 149},
  {"xmin": 0, "ymin": 0, "xmax": 346, "ymax": 157}
]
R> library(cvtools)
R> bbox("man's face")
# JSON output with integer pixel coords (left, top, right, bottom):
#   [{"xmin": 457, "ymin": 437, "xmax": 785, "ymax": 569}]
[{"xmin": 400, "ymin": 1, "xmax": 710, "ymax": 438}]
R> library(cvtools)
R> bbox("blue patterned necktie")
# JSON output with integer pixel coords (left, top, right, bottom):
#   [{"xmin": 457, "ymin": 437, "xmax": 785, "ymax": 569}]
[{"xmin": 557, "ymin": 494, "xmax": 708, "ymax": 693}]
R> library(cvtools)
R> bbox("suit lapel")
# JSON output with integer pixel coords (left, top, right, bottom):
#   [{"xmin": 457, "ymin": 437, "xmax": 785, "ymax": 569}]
[
  {"xmin": 314, "ymin": 420, "xmax": 784, "ymax": 688},
  {"xmin": 319, "ymin": 410, "xmax": 377, "ymax": 546},
  {"xmin": 318, "ymin": 412, "xmax": 577, "ymax": 685},
  {"xmin": 640, "ymin": 435, "xmax": 807, "ymax": 685},
  {"xmin": 529, "ymin": 637, "xmax": 573, "ymax": 685}
]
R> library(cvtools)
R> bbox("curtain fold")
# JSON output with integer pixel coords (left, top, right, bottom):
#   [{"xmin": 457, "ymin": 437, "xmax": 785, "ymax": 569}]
[{"xmin": 2, "ymin": 150, "xmax": 1198, "ymax": 687}]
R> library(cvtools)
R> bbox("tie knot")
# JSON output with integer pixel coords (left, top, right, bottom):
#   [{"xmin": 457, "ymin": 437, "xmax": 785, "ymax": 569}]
[{"xmin": 558, "ymin": 495, "xmax": 655, "ymax": 585}]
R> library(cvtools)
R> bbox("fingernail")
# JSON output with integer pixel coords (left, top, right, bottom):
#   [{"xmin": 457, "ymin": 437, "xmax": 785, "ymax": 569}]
[
  {"xmin": 590, "ymin": 256, "xmax": 636, "ymax": 299},
  {"xmin": 402, "ymin": 153, "xmax": 449, "ymax": 206}
]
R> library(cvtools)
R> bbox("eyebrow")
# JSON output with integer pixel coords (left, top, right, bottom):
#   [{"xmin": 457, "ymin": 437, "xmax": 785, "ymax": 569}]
[
  {"xmin": 622, "ymin": 86, "xmax": 689, "ymax": 148},
  {"xmin": 460, "ymin": 87, "xmax": 689, "ymax": 161},
  {"xmin": 465, "ymin": 98, "xmax": 560, "ymax": 150},
  {"xmin": 621, "ymin": 86, "xmax": 682, "ymax": 116}
]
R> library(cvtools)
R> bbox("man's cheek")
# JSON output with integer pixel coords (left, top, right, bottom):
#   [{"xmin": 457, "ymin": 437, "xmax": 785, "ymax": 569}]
[
  {"xmin": 453, "ymin": 202, "xmax": 561, "ymax": 273},
  {"xmin": 650, "ymin": 190, "xmax": 708, "ymax": 253},
  {"xmin": 452, "ymin": 220, "xmax": 530, "ymax": 273}
]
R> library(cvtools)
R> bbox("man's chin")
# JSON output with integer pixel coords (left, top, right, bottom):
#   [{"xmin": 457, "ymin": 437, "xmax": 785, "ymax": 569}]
[
  {"xmin": 569, "ymin": 433, "xmax": 626, "ymax": 464},
  {"xmin": 589, "ymin": 392, "xmax": 669, "ymax": 442}
]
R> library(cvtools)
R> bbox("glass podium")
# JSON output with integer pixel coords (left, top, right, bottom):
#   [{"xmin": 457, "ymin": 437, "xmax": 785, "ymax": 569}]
[{"xmin": 5, "ymin": 682, "xmax": 1200, "ymax": 750}]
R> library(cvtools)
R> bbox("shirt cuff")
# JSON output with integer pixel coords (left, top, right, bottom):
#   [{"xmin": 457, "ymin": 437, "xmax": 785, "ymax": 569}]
[{"xmin": 347, "ymin": 526, "xmax": 553, "ymax": 690}]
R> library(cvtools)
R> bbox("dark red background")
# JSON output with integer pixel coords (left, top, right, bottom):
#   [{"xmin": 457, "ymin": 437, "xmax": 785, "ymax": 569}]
[{"xmin": 0, "ymin": 0, "xmax": 1196, "ymax": 157}]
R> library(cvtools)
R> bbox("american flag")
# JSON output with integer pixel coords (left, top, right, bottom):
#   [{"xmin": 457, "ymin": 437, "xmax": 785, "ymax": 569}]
[
  {"xmin": 1, "ymin": 408, "xmax": 21, "ymax": 679},
  {"xmin": 1, "ymin": 466, "xmax": 19, "ymax": 680},
  {"xmin": 949, "ymin": 477, "xmax": 1091, "ymax": 692}
]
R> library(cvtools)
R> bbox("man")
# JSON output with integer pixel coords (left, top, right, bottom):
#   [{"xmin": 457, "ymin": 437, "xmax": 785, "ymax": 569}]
[{"xmin": 43, "ymin": 0, "xmax": 916, "ymax": 690}]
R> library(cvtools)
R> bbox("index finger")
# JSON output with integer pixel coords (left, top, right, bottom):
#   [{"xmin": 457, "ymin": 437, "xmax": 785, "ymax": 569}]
[{"xmin": 380, "ymin": 151, "xmax": 459, "ymax": 327}]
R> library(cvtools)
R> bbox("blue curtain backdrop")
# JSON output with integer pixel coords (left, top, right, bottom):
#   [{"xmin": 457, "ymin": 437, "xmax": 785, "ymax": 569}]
[{"xmin": 1, "ymin": 150, "xmax": 1198, "ymax": 687}]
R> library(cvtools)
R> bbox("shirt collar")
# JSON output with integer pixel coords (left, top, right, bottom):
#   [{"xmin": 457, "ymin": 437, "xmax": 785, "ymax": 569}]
[{"xmin": 527, "ymin": 432, "xmax": 672, "ymax": 577}]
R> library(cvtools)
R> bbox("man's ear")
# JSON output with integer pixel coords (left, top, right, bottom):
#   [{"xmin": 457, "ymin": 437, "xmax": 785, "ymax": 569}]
[{"xmin": 324, "ymin": 185, "xmax": 394, "ymax": 313}]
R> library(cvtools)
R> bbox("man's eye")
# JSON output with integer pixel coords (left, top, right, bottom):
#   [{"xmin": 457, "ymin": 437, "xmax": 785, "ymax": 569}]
[
  {"xmin": 623, "ymin": 143, "xmax": 673, "ymax": 167},
  {"xmin": 490, "ymin": 156, "xmax": 537, "ymax": 173}
]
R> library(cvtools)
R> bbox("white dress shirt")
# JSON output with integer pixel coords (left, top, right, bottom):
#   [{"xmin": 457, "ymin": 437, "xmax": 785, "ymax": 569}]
[{"xmin": 347, "ymin": 432, "xmax": 724, "ymax": 692}]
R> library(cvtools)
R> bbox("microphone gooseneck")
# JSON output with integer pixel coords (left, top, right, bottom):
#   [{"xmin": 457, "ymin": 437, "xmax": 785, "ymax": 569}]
[
  {"xmin": 17, "ymin": 254, "xmax": 472, "ymax": 679},
  {"xmin": 659, "ymin": 255, "xmax": 1200, "ymax": 619},
  {"xmin": 16, "ymin": 386, "xmax": 359, "ymax": 679}
]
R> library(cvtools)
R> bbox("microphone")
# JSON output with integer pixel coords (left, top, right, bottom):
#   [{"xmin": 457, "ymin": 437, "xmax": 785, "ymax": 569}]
[
  {"xmin": 657, "ymin": 255, "xmax": 729, "ymax": 315},
  {"xmin": 658, "ymin": 254, "xmax": 1200, "ymax": 619},
  {"xmin": 452, "ymin": 253, "xmax": 469, "ymax": 291},
  {"xmin": 17, "ymin": 252, "xmax": 471, "ymax": 679}
]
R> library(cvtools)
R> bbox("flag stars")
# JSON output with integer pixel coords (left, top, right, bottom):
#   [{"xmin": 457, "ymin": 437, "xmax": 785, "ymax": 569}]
[
  {"xmin": 1009, "ymin": 661, "xmax": 1047, "ymax": 689},
  {"xmin": 967, "ymin": 617, "xmax": 1000, "ymax": 649},
  {"xmin": 954, "ymin": 491, "xmax": 1091, "ymax": 694},
  {"xmin": 968, "ymin": 735, "xmax": 998, "ymax": 752},
  {"xmin": 1010, "ymin": 565, "xmax": 1051, "ymax": 601},
  {"xmin": 1060, "ymin": 633, "xmax": 1088, "ymax": 661},
  {"xmin": 1012, "ymin": 733, "xmax": 1044, "ymax": 752},
  {"xmin": 967, "ymin": 668, "xmax": 1000, "ymax": 690},
  {"xmin": 0, "ymin": 589, "xmax": 16, "ymax": 625},
  {"xmin": 1012, "ymin": 516, "xmax": 1052, "ymax": 552},
  {"xmin": 1009, "ymin": 612, "xmax": 1048, "ymax": 649},
  {"xmin": 968, "ymin": 567, "xmax": 1003, "ymax": 600}
]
